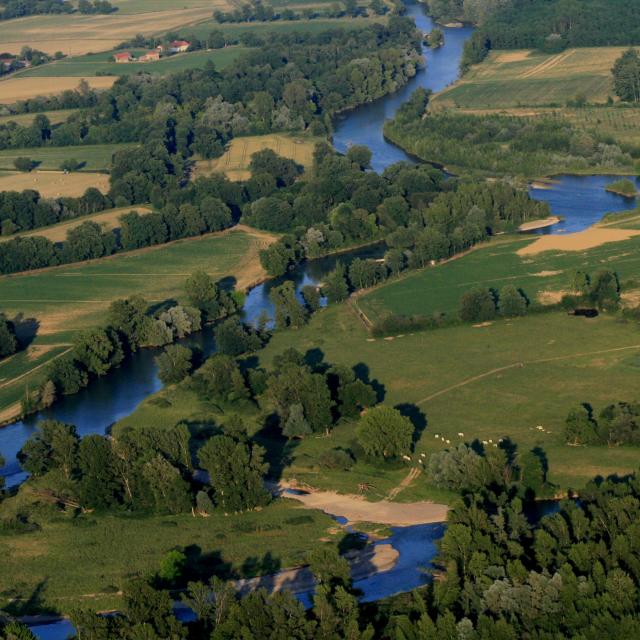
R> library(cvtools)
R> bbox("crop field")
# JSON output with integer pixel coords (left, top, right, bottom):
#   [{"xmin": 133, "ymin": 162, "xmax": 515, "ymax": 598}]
[
  {"xmin": 0, "ymin": 143, "xmax": 133, "ymax": 171},
  {"xmin": 258, "ymin": 298, "xmax": 640, "ymax": 493},
  {"xmin": 434, "ymin": 47, "xmax": 625, "ymax": 109},
  {"xmin": 196, "ymin": 134, "xmax": 322, "ymax": 180},
  {"xmin": 0, "ymin": 109, "xmax": 78, "ymax": 126},
  {"xmin": 0, "ymin": 6, "xmax": 223, "ymax": 56},
  {"xmin": 0, "ymin": 226, "xmax": 277, "ymax": 422},
  {"xmin": 0, "ymin": 170, "xmax": 109, "ymax": 197},
  {"xmin": 356, "ymin": 232, "xmax": 640, "ymax": 322},
  {"xmin": 0, "ymin": 76, "xmax": 116, "ymax": 104},
  {"xmin": 0, "ymin": 205, "xmax": 150, "ymax": 245},
  {"xmin": 0, "ymin": 497, "xmax": 336, "ymax": 614},
  {"xmin": 19, "ymin": 47, "xmax": 251, "ymax": 78}
]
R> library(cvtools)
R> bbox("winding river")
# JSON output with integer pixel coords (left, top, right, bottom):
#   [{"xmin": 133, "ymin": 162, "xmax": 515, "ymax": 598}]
[{"xmin": 0, "ymin": 5, "xmax": 635, "ymax": 635}]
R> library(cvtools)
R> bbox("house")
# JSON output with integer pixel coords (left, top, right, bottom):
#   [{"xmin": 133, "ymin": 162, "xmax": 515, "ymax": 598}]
[
  {"xmin": 113, "ymin": 51, "xmax": 132, "ymax": 63},
  {"xmin": 169, "ymin": 40, "xmax": 190, "ymax": 53},
  {"xmin": 138, "ymin": 50, "xmax": 160, "ymax": 62}
]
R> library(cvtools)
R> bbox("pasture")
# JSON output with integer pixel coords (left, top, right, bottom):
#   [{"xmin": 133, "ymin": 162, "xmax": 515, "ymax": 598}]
[
  {"xmin": 0, "ymin": 496, "xmax": 336, "ymax": 614},
  {"xmin": 0, "ymin": 143, "xmax": 133, "ymax": 171},
  {"xmin": 0, "ymin": 77, "xmax": 115, "ymax": 104},
  {"xmin": 18, "ymin": 47, "xmax": 251, "ymax": 78},
  {"xmin": 0, "ymin": 170, "xmax": 109, "ymax": 198},
  {"xmin": 196, "ymin": 134, "xmax": 322, "ymax": 181},
  {"xmin": 0, "ymin": 109, "xmax": 78, "ymax": 126},
  {"xmin": 0, "ymin": 226, "xmax": 277, "ymax": 422},
  {"xmin": 434, "ymin": 47, "xmax": 624, "ymax": 109}
]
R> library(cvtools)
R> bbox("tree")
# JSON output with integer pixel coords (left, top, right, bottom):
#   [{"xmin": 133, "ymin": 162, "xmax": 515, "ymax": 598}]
[
  {"xmin": 158, "ymin": 549, "xmax": 187, "ymax": 584},
  {"xmin": 13, "ymin": 157, "xmax": 35, "ymax": 172},
  {"xmin": 565, "ymin": 405, "xmax": 600, "ymax": 445},
  {"xmin": 214, "ymin": 318, "xmax": 262, "ymax": 356},
  {"xmin": 0, "ymin": 313, "xmax": 17, "ymax": 358},
  {"xmin": 589, "ymin": 269, "xmax": 620, "ymax": 310},
  {"xmin": 301, "ymin": 284, "xmax": 322, "ymax": 313},
  {"xmin": 499, "ymin": 285, "xmax": 527, "ymax": 317},
  {"xmin": 268, "ymin": 281, "xmax": 308, "ymax": 329},
  {"xmin": 78, "ymin": 434, "xmax": 122, "ymax": 509},
  {"xmin": 185, "ymin": 270, "xmax": 235, "ymax": 320},
  {"xmin": 613, "ymin": 48, "xmax": 640, "ymax": 102},
  {"xmin": 142, "ymin": 455, "xmax": 192, "ymax": 514},
  {"xmin": 155, "ymin": 344, "xmax": 193, "ymax": 384},
  {"xmin": 356, "ymin": 405, "xmax": 414, "ymax": 460},
  {"xmin": 323, "ymin": 263, "xmax": 349, "ymax": 304},
  {"xmin": 282, "ymin": 403, "xmax": 312, "ymax": 438},
  {"xmin": 73, "ymin": 327, "xmax": 123, "ymax": 376},
  {"xmin": 459, "ymin": 287, "xmax": 496, "ymax": 323},
  {"xmin": 346, "ymin": 145, "xmax": 372, "ymax": 169},
  {"xmin": 60, "ymin": 158, "xmax": 82, "ymax": 172},
  {"xmin": 17, "ymin": 420, "xmax": 79, "ymax": 479},
  {"xmin": 107, "ymin": 295, "xmax": 149, "ymax": 351}
]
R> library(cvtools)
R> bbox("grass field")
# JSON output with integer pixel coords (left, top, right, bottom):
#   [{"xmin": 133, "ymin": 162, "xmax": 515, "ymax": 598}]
[
  {"xmin": 0, "ymin": 205, "xmax": 150, "ymax": 244},
  {"xmin": 0, "ymin": 6, "xmax": 224, "ymax": 56},
  {"xmin": 18, "ymin": 47, "xmax": 251, "ymax": 78},
  {"xmin": 0, "ymin": 225, "xmax": 277, "ymax": 422},
  {"xmin": 0, "ymin": 143, "xmax": 133, "ymax": 171},
  {"xmin": 434, "ymin": 47, "xmax": 625, "ymax": 109},
  {"xmin": 0, "ymin": 496, "xmax": 337, "ymax": 614},
  {"xmin": 0, "ymin": 170, "xmax": 109, "ymax": 197},
  {"xmin": 0, "ymin": 109, "xmax": 78, "ymax": 126},
  {"xmin": 196, "ymin": 134, "xmax": 323, "ymax": 181},
  {"xmin": 0, "ymin": 76, "xmax": 116, "ymax": 104}
]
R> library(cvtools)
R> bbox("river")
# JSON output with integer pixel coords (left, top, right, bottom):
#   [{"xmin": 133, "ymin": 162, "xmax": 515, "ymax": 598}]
[{"xmin": 0, "ymin": 5, "xmax": 626, "ymax": 634}]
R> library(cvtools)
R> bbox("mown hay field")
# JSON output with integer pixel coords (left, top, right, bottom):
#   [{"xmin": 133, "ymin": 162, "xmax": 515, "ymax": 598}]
[
  {"xmin": 0, "ymin": 6, "xmax": 220, "ymax": 56},
  {"xmin": 196, "ymin": 133, "xmax": 323, "ymax": 181},
  {"xmin": 434, "ymin": 47, "xmax": 626, "ymax": 109},
  {"xmin": 0, "ymin": 205, "xmax": 150, "ymax": 244},
  {"xmin": 0, "ymin": 143, "xmax": 133, "ymax": 171},
  {"xmin": 19, "ymin": 46, "xmax": 251, "ymax": 78},
  {"xmin": 0, "ymin": 76, "xmax": 116, "ymax": 104},
  {"xmin": 0, "ymin": 226, "xmax": 277, "ymax": 419},
  {"xmin": 0, "ymin": 170, "xmax": 109, "ymax": 198}
]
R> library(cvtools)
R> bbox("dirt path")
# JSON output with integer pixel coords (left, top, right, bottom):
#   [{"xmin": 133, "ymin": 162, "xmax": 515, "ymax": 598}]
[
  {"xmin": 386, "ymin": 467, "xmax": 422, "ymax": 500},
  {"xmin": 279, "ymin": 482, "xmax": 448, "ymax": 526},
  {"xmin": 416, "ymin": 344, "xmax": 640, "ymax": 407}
]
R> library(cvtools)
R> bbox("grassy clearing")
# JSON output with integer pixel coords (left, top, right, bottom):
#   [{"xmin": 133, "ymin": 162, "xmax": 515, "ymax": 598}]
[
  {"xmin": 257, "ymin": 301, "xmax": 640, "ymax": 493},
  {"xmin": 0, "ymin": 205, "xmax": 150, "ymax": 244},
  {"xmin": 0, "ymin": 226, "xmax": 277, "ymax": 422},
  {"xmin": 19, "ymin": 47, "xmax": 251, "ymax": 78},
  {"xmin": 356, "ymin": 234, "xmax": 640, "ymax": 322},
  {"xmin": 110, "ymin": 0, "xmax": 225, "ymax": 15},
  {"xmin": 434, "ymin": 47, "xmax": 625, "ymax": 109},
  {"xmin": 0, "ymin": 109, "xmax": 78, "ymax": 126},
  {"xmin": 0, "ymin": 143, "xmax": 133, "ymax": 171},
  {"xmin": 0, "ymin": 497, "xmax": 337, "ymax": 614},
  {"xmin": 0, "ymin": 170, "xmax": 109, "ymax": 197},
  {"xmin": 0, "ymin": 7, "xmax": 219, "ymax": 56},
  {"xmin": 0, "ymin": 77, "xmax": 116, "ymax": 104},
  {"xmin": 196, "ymin": 133, "xmax": 323, "ymax": 181}
]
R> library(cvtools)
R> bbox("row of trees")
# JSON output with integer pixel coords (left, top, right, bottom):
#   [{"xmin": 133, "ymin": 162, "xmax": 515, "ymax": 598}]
[
  {"xmin": 459, "ymin": 285, "xmax": 529, "ymax": 322},
  {"xmin": 0, "ymin": 313, "xmax": 17, "ymax": 359},
  {"xmin": 565, "ymin": 401, "xmax": 640, "ymax": 446}
]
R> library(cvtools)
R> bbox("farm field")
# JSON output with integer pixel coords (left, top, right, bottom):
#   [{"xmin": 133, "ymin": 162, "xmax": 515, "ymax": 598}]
[
  {"xmin": 258, "ymin": 300, "xmax": 640, "ymax": 493},
  {"xmin": 0, "ymin": 205, "xmax": 150, "ymax": 244},
  {"xmin": 0, "ymin": 143, "xmax": 133, "ymax": 171},
  {"xmin": 0, "ymin": 226, "xmax": 277, "ymax": 422},
  {"xmin": 18, "ymin": 47, "xmax": 251, "ymax": 78},
  {"xmin": 0, "ymin": 7, "xmax": 220, "ymax": 56},
  {"xmin": 356, "ymin": 231, "xmax": 640, "ymax": 322},
  {"xmin": 433, "ymin": 47, "xmax": 624, "ymax": 109},
  {"xmin": 196, "ymin": 133, "xmax": 323, "ymax": 180},
  {"xmin": 0, "ymin": 77, "xmax": 116, "ymax": 104},
  {"xmin": 0, "ymin": 496, "xmax": 336, "ymax": 614},
  {"xmin": 0, "ymin": 109, "xmax": 78, "ymax": 126},
  {"xmin": 0, "ymin": 170, "xmax": 109, "ymax": 197}
]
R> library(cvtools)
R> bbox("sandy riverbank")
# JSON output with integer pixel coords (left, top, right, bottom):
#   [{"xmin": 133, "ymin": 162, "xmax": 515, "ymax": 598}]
[{"xmin": 518, "ymin": 226, "xmax": 640, "ymax": 255}]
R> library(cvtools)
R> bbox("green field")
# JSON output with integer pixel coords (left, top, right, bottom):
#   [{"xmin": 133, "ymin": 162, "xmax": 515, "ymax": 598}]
[
  {"xmin": 434, "ymin": 47, "xmax": 624, "ymax": 109},
  {"xmin": 0, "ymin": 109, "xmax": 78, "ymax": 126},
  {"xmin": 0, "ymin": 227, "xmax": 275, "ymax": 422},
  {"xmin": 18, "ymin": 47, "xmax": 251, "ymax": 78},
  {"xmin": 0, "ymin": 496, "xmax": 337, "ymax": 614},
  {"xmin": 357, "ymin": 234, "xmax": 640, "ymax": 322},
  {"xmin": 0, "ymin": 144, "xmax": 134, "ymax": 171}
]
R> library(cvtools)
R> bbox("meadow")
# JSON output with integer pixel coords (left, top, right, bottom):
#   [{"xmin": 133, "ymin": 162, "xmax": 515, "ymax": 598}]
[
  {"xmin": 0, "ymin": 496, "xmax": 337, "ymax": 614},
  {"xmin": 433, "ymin": 47, "xmax": 624, "ymax": 109},
  {"xmin": 18, "ymin": 47, "xmax": 251, "ymax": 78},
  {"xmin": 196, "ymin": 133, "xmax": 323, "ymax": 181},
  {"xmin": 0, "ymin": 109, "xmax": 78, "ymax": 126},
  {"xmin": 0, "ymin": 77, "xmax": 116, "ymax": 104},
  {"xmin": 0, "ymin": 143, "xmax": 133, "ymax": 171},
  {"xmin": 0, "ymin": 226, "xmax": 277, "ymax": 423},
  {"xmin": 0, "ymin": 170, "xmax": 109, "ymax": 198}
]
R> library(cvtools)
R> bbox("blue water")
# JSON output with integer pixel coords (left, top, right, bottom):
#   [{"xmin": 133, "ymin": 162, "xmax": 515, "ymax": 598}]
[{"xmin": 529, "ymin": 175, "xmax": 639, "ymax": 233}]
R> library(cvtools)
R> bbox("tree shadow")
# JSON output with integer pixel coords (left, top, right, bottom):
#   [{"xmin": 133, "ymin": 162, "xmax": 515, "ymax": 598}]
[
  {"xmin": 352, "ymin": 362, "xmax": 385, "ymax": 403},
  {"xmin": 394, "ymin": 403, "xmax": 427, "ymax": 448},
  {"xmin": 218, "ymin": 275, "xmax": 237, "ymax": 293},
  {"xmin": 10, "ymin": 312, "xmax": 40, "ymax": 349},
  {"xmin": 253, "ymin": 413, "xmax": 299, "ymax": 482},
  {"xmin": 2, "ymin": 579, "xmax": 56, "ymax": 617},
  {"xmin": 183, "ymin": 545, "xmax": 234, "ymax": 582},
  {"xmin": 304, "ymin": 347, "xmax": 326, "ymax": 371},
  {"xmin": 147, "ymin": 298, "xmax": 178, "ymax": 316},
  {"xmin": 241, "ymin": 552, "xmax": 281, "ymax": 578}
]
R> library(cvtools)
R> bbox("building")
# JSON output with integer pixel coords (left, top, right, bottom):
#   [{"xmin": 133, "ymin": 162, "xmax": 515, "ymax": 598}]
[
  {"xmin": 138, "ymin": 51, "xmax": 160, "ymax": 62},
  {"xmin": 169, "ymin": 40, "xmax": 190, "ymax": 53},
  {"xmin": 113, "ymin": 51, "xmax": 132, "ymax": 63}
]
